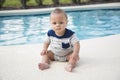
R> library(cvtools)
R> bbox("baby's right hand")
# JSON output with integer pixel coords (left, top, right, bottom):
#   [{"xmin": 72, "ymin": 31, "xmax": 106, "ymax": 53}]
[{"xmin": 40, "ymin": 49, "xmax": 47, "ymax": 56}]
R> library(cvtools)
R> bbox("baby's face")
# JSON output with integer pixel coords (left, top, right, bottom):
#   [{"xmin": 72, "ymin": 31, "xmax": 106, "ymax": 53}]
[{"xmin": 50, "ymin": 13, "xmax": 68, "ymax": 36}]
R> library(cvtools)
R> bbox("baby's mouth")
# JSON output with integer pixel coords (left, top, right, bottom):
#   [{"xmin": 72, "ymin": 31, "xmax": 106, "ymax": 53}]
[{"xmin": 56, "ymin": 28, "xmax": 61, "ymax": 30}]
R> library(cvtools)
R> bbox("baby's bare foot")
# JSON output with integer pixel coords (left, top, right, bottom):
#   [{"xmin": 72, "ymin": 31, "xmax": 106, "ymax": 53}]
[
  {"xmin": 38, "ymin": 63, "xmax": 50, "ymax": 70},
  {"xmin": 65, "ymin": 64, "xmax": 74, "ymax": 72}
]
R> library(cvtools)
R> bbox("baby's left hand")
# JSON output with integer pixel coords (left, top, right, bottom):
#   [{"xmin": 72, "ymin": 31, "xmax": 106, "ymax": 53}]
[{"xmin": 70, "ymin": 53, "xmax": 80, "ymax": 61}]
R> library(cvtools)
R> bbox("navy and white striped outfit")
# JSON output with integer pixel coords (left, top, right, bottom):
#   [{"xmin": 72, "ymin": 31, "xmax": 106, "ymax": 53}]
[{"xmin": 45, "ymin": 28, "xmax": 79, "ymax": 61}]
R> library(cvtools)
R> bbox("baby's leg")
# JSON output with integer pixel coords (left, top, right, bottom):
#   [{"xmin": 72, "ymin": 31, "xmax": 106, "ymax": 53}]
[
  {"xmin": 65, "ymin": 54, "xmax": 77, "ymax": 72},
  {"xmin": 65, "ymin": 63, "xmax": 74, "ymax": 72},
  {"xmin": 65, "ymin": 59, "xmax": 76, "ymax": 72},
  {"xmin": 38, "ymin": 55, "xmax": 50, "ymax": 70},
  {"xmin": 38, "ymin": 63, "xmax": 49, "ymax": 70},
  {"xmin": 38, "ymin": 51, "xmax": 54, "ymax": 70}
]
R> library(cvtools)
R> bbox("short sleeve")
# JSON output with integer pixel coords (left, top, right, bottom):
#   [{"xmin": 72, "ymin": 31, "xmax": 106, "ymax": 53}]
[
  {"xmin": 44, "ymin": 33, "xmax": 51, "ymax": 43},
  {"xmin": 70, "ymin": 34, "xmax": 79, "ymax": 45}
]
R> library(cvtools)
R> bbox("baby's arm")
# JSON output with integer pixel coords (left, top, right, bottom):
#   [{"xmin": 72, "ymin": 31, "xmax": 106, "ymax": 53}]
[
  {"xmin": 71, "ymin": 41, "xmax": 80, "ymax": 61},
  {"xmin": 41, "ymin": 42, "xmax": 50, "ymax": 56},
  {"xmin": 65, "ymin": 41, "xmax": 80, "ymax": 72}
]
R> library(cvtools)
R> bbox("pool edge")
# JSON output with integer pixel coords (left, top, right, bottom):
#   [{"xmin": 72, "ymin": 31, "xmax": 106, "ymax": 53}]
[{"xmin": 0, "ymin": 2, "xmax": 120, "ymax": 16}]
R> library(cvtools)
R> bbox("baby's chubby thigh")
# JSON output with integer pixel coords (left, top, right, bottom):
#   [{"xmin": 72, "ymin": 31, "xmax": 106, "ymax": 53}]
[
  {"xmin": 47, "ymin": 50, "xmax": 55, "ymax": 61},
  {"xmin": 66, "ymin": 51, "xmax": 73, "ymax": 61}
]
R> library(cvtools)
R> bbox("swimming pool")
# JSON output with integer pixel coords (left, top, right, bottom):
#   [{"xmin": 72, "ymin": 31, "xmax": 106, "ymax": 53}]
[{"xmin": 0, "ymin": 9, "xmax": 120, "ymax": 46}]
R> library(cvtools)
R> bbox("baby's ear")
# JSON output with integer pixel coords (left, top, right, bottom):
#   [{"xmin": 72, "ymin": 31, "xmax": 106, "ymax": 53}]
[{"xmin": 66, "ymin": 20, "xmax": 68, "ymax": 24}]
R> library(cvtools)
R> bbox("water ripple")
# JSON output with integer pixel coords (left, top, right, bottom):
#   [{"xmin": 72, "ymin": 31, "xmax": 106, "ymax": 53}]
[{"xmin": 0, "ymin": 9, "xmax": 120, "ymax": 46}]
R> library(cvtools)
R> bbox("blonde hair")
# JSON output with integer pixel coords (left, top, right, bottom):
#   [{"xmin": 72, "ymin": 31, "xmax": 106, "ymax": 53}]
[{"xmin": 50, "ymin": 8, "xmax": 68, "ymax": 19}]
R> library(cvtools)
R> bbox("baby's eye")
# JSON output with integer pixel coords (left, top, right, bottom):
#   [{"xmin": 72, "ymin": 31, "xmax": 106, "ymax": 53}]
[
  {"xmin": 60, "ymin": 22, "xmax": 63, "ymax": 24},
  {"xmin": 53, "ymin": 22, "xmax": 56, "ymax": 25}
]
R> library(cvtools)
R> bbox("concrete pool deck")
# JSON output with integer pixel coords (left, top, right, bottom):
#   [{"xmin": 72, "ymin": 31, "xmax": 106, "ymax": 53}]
[{"xmin": 0, "ymin": 34, "xmax": 120, "ymax": 80}]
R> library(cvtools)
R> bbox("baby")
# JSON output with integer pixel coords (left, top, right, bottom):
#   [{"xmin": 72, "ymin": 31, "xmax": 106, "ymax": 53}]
[{"xmin": 38, "ymin": 8, "xmax": 80, "ymax": 72}]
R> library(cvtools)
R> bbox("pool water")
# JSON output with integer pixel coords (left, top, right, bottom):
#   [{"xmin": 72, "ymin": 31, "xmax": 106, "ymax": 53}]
[{"xmin": 0, "ymin": 9, "xmax": 120, "ymax": 46}]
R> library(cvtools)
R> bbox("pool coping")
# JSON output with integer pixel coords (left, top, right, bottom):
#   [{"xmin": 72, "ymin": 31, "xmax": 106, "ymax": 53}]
[{"xmin": 0, "ymin": 2, "xmax": 120, "ymax": 16}]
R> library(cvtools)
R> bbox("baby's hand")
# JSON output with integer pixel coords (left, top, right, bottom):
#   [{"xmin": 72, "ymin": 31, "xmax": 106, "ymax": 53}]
[
  {"xmin": 70, "ymin": 53, "xmax": 79, "ymax": 61},
  {"xmin": 40, "ymin": 49, "xmax": 47, "ymax": 56}
]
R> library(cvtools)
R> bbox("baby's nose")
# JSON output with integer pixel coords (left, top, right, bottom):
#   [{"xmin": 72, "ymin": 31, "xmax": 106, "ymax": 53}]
[{"xmin": 56, "ymin": 23, "xmax": 60, "ymax": 27}]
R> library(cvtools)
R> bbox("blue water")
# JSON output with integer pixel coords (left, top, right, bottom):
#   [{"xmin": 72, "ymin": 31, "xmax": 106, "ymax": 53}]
[{"xmin": 0, "ymin": 9, "xmax": 120, "ymax": 46}]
